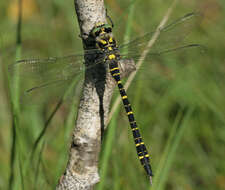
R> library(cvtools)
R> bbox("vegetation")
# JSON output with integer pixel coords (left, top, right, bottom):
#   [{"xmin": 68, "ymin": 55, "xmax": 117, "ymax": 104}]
[{"xmin": 0, "ymin": 0, "xmax": 225, "ymax": 189}]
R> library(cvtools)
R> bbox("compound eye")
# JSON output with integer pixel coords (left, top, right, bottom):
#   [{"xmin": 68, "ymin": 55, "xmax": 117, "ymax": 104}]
[{"xmin": 105, "ymin": 27, "xmax": 112, "ymax": 33}]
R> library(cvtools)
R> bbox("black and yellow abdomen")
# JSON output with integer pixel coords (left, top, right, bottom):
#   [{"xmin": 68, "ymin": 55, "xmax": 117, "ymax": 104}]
[{"xmin": 91, "ymin": 22, "xmax": 153, "ymax": 182}]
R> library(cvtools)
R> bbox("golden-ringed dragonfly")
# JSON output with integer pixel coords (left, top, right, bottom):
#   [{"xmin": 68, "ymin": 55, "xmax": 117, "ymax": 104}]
[{"xmin": 9, "ymin": 12, "xmax": 203, "ymax": 183}]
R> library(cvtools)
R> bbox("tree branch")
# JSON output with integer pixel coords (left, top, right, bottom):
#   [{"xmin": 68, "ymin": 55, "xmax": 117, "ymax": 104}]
[{"xmin": 56, "ymin": 1, "xmax": 135, "ymax": 189}]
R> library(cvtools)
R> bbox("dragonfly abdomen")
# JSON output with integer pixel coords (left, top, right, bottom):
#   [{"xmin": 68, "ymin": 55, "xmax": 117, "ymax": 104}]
[
  {"xmin": 109, "ymin": 63, "xmax": 153, "ymax": 176},
  {"xmin": 91, "ymin": 22, "xmax": 153, "ymax": 182}
]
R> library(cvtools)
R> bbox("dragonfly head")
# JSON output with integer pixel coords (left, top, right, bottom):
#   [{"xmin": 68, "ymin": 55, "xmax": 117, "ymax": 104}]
[
  {"xmin": 91, "ymin": 22, "xmax": 116, "ymax": 50},
  {"xmin": 91, "ymin": 22, "xmax": 112, "ymax": 38}
]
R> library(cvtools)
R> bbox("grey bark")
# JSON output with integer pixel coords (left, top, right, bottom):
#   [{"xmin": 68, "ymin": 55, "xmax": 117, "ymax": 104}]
[{"xmin": 56, "ymin": 1, "xmax": 135, "ymax": 189}]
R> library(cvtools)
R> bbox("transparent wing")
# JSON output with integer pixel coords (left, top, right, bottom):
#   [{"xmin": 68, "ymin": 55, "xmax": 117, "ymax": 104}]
[
  {"xmin": 8, "ymin": 54, "xmax": 86, "ymax": 106},
  {"xmin": 9, "ymin": 12, "xmax": 200, "ymax": 84},
  {"xmin": 9, "ymin": 54, "xmax": 85, "ymax": 81},
  {"xmin": 118, "ymin": 12, "xmax": 202, "ymax": 62},
  {"xmin": 8, "ymin": 51, "xmax": 107, "ymax": 99},
  {"xmin": 8, "ymin": 48, "xmax": 106, "ymax": 81},
  {"xmin": 19, "ymin": 71, "xmax": 84, "ymax": 107},
  {"xmin": 8, "ymin": 12, "xmax": 203, "ymax": 99},
  {"xmin": 121, "ymin": 44, "xmax": 204, "ymax": 64}
]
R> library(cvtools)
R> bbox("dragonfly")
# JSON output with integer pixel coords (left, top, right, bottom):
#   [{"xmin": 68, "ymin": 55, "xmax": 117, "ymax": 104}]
[
  {"xmin": 9, "ymin": 12, "xmax": 203, "ymax": 183},
  {"xmin": 9, "ymin": 12, "xmax": 202, "ymax": 95}
]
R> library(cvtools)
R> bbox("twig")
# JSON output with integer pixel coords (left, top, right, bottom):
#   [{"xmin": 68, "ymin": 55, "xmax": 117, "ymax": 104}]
[{"xmin": 56, "ymin": 0, "xmax": 127, "ymax": 189}]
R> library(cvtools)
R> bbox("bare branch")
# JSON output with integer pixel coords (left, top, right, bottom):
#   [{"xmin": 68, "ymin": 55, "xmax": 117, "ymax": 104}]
[
  {"xmin": 56, "ymin": 1, "xmax": 106, "ymax": 189},
  {"xmin": 56, "ymin": 1, "xmax": 135, "ymax": 189}
]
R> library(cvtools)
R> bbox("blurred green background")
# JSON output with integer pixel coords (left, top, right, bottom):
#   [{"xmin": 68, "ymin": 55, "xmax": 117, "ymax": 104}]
[{"xmin": 1, "ymin": 0, "xmax": 225, "ymax": 189}]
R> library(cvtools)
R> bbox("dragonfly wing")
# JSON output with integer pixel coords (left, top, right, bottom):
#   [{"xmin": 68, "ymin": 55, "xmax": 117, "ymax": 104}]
[
  {"xmin": 9, "ymin": 54, "xmax": 85, "ymax": 81},
  {"xmin": 118, "ymin": 12, "xmax": 202, "ymax": 61},
  {"xmin": 8, "ymin": 54, "xmax": 86, "ymax": 105},
  {"xmin": 120, "ymin": 43, "xmax": 205, "ymax": 63}
]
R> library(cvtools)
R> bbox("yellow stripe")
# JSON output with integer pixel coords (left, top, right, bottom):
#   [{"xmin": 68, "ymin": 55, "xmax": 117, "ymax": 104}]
[
  {"xmin": 100, "ymin": 28, "xmax": 106, "ymax": 34},
  {"xmin": 117, "ymin": 81, "xmax": 122, "ymax": 84},
  {"xmin": 109, "ymin": 37, "xmax": 113, "ymax": 43},
  {"xmin": 100, "ymin": 39, "xmax": 107, "ymax": 44},
  {"xmin": 134, "ymin": 137, "xmax": 141, "ymax": 140},
  {"xmin": 110, "ymin": 67, "xmax": 119, "ymax": 71},
  {"xmin": 136, "ymin": 142, "xmax": 144, "ymax": 147},
  {"xmin": 127, "ymin": 111, "xmax": 133, "ymax": 115},
  {"xmin": 112, "ymin": 73, "xmax": 120, "ymax": 76},
  {"xmin": 108, "ymin": 47, "xmax": 112, "ymax": 50},
  {"xmin": 108, "ymin": 54, "xmax": 116, "ymax": 59},
  {"xmin": 132, "ymin": 127, "xmax": 138, "ymax": 131},
  {"xmin": 139, "ymin": 156, "xmax": 144, "ymax": 159},
  {"xmin": 145, "ymin": 154, "xmax": 150, "ymax": 157},
  {"xmin": 122, "ymin": 95, "xmax": 127, "ymax": 99}
]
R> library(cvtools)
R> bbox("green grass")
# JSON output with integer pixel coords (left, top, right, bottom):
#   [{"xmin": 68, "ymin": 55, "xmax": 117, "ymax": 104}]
[{"xmin": 1, "ymin": 0, "xmax": 225, "ymax": 189}]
